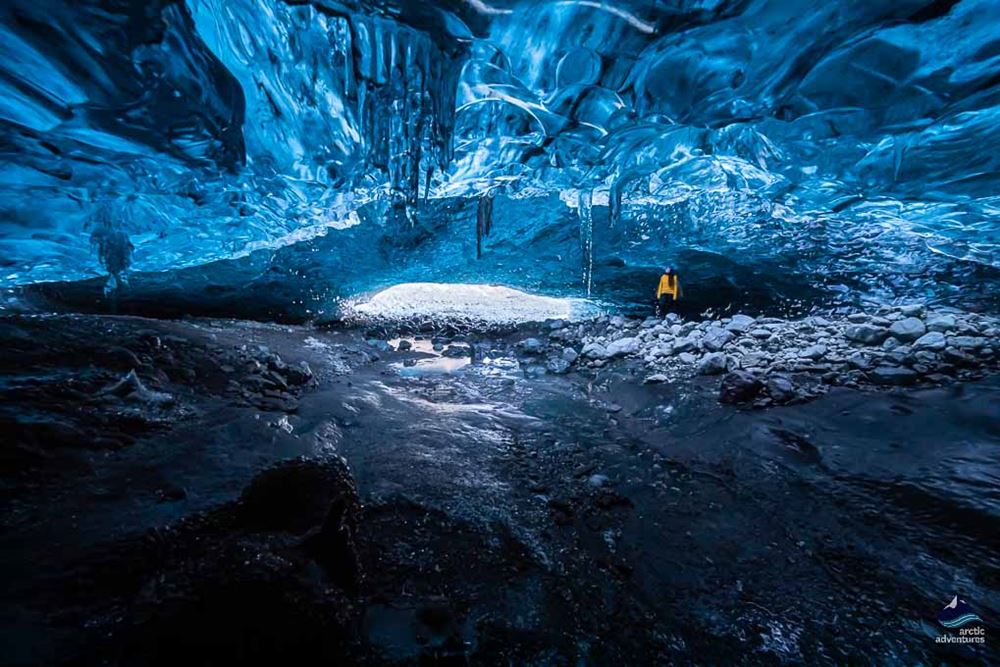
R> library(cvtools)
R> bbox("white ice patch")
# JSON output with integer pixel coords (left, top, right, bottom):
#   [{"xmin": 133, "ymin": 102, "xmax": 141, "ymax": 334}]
[{"xmin": 347, "ymin": 282, "xmax": 598, "ymax": 324}]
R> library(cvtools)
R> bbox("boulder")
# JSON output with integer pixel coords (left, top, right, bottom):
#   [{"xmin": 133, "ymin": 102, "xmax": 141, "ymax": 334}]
[
  {"xmin": 947, "ymin": 335, "xmax": 984, "ymax": 350},
  {"xmin": 912, "ymin": 331, "xmax": 946, "ymax": 351},
  {"xmin": 395, "ymin": 339, "xmax": 413, "ymax": 351},
  {"xmin": 702, "ymin": 327, "xmax": 734, "ymax": 351},
  {"xmin": 800, "ymin": 344, "xmax": 827, "ymax": 360},
  {"xmin": 765, "ymin": 375, "xmax": 797, "ymax": 403},
  {"xmin": 899, "ymin": 304, "xmax": 925, "ymax": 317},
  {"xmin": 725, "ymin": 314, "xmax": 756, "ymax": 333},
  {"xmin": 719, "ymin": 371, "xmax": 763, "ymax": 404},
  {"xmin": 888, "ymin": 317, "xmax": 926, "ymax": 342},
  {"xmin": 926, "ymin": 314, "xmax": 956, "ymax": 332},
  {"xmin": 697, "ymin": 352, "xmax": 729, "ymax": 375},
  {"xmin": 870, "ymin": 366, "xmax": 918, "ymax": 386},
  {"xmin": 561, "ymin": 347, "xmax": 579, "ymax": 363},
  {"xmin": 285, "ymin": 361, "xmax": 314, "ymax": 385},
  {"xmin": 606, "ymin": 336, "xmax": 640, "ymax": 358},
  {"xmin": 672, "ymin": 336, "xmax": 699, "ymax": 354},
  {"xmin": 443, "ymin": 344, "xmax": 472, "ymax": 358},
  {"xmin": 845, "ymin": 353, "xmax": 871, "ymax": 370},
  {"xmin": 942, "ymin": 347, "xmax": 975, "ymax": 366},
  {"xmin": 581, "ymin": 342, "xmax": 609, "ymax": 359},
  {"xmin": 845, "ymin": 324, "xmax": 889, "ymax": 345}
]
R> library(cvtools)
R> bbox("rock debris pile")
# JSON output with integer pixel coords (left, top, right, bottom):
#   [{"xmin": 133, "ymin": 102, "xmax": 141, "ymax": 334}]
[{"xmin": 519, "ymin": 305, "xmax": 998, "ymax": 406}]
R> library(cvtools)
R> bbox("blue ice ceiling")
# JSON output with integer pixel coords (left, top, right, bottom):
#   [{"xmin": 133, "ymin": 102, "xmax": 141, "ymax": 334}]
[{"xmin": 1, "ymin": 0, "xmax": 999, "ymax": 314}]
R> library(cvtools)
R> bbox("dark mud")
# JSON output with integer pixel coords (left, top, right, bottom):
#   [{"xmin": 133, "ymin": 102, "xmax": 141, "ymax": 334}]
[{"xmin": 1, "ymin": 314, "xmax": 998, "ymax": 665}]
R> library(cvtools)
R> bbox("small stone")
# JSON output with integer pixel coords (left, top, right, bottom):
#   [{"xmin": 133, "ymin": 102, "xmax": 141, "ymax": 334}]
[
  {"xmin": 698, "ymin": 352, "xmax": 729, "ymax": 375},
  {"xmin": 396, "ymin": 339, "xmax": 413, "ymax": 351},
  {"xmin": 546, "ymin": 357, "xmax": 571, "ymax": 374},
  {"xmin": 587, "ymin": 473, "xmax": 610, "ymax": 488},
  {"xmin": 899, "ymin": 304, "xmax": 925, "ymax": 317},
  {"xmin": 912, "ymin": 331, "xmax": 946, "ymax": 351},
  {"xmin": 517, "ymin": 338, "xmax": 544, "ymax": 355},
  {"xmin": 678, "ymin": 352, "xmax": 697, "ymax": 364},
  {"xmin": 643, "ymin": 373, "xmax": 669, "ymax": 384},
  {"xmin": 561, "ymin": 347, "xmax": 579, "ymax": 363}
]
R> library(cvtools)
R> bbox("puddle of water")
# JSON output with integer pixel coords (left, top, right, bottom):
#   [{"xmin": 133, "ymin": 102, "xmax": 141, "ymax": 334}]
[
  {"xmin": 390, "ymin": 338, "xmax": 472, "ymax": 377},
  {"xmin": 388, "ymin": 339, "xmax": 525, "ymax": 379}
]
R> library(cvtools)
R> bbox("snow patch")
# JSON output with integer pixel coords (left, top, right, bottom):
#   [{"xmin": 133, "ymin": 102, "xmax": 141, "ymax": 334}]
[{"xmin": 347, "ymin": 282, "xmax": 599, "ymax": 325}]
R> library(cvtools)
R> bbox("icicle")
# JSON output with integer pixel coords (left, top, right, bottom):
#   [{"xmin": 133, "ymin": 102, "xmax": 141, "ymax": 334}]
[
  {"xmin": 423, "ymin": 165, "xmax": 434, "ymax": 205},
  {"xmin": 609, "ymin": 179, "xmax": 623, "ymax": 228},
  {"xmin": 578, "ymin": 189, "xmax": 594, "ymax": 296},
  {"xmin": 476, "ymin": 192, "xmax": 494, "ymax": 259}
]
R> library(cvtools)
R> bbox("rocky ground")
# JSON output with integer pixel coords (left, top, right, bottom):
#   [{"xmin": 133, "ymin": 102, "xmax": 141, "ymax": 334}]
[
  {"xmin": 1, "ymin": 311, "xmax": 999, "ymax": 665},
  {"xmin": 516, "ymin": 304, "xmax": 999, "ymax": 407}
]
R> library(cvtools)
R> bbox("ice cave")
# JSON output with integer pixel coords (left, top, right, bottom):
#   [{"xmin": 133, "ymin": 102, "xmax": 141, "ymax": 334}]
[{"xmin": 1, "ymin": 0, "xmax": 999, "ymax": 664}]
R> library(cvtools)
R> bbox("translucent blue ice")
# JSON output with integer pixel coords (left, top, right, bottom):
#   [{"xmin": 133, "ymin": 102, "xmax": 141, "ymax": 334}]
[{"xmin": 1, "ymin": 0, "xmax": 998, "ymax": 312}]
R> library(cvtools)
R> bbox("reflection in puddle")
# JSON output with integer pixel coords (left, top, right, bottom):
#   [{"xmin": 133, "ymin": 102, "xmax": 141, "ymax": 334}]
[
  {"xmin": 390, "ymin": 339, "xmax": 472, "ymax": 377},
  {"xmin": 389, "ymin": 339, "xmax": 523, "ymax": 379}
]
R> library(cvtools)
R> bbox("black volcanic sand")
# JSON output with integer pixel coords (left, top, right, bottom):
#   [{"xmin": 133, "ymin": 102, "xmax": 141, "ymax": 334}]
[{"xmin": 1, "ymin": 314, "xmax": 998, "ymax": 665}]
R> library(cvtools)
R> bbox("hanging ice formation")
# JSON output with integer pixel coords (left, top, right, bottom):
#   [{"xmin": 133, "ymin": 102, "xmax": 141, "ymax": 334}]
[
  {"xmin": 476, "ymin": 192, "xmax": 494, "ymax": 260},
  {"xmin": 578, "ymin": 190, "xmax": 594, "ymax": 296}
]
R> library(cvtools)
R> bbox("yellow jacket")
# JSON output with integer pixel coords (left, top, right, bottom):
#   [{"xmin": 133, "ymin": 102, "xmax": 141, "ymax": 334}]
[{"xmin": 657, "ymin": 274, "xmax": 681, "ymax": 300}]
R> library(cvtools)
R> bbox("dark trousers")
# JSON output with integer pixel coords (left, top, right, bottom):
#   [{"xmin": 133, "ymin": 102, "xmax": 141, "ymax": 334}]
[{"xmin": 656, "ymin": 295, "xmax": 674, "ymax": 317}]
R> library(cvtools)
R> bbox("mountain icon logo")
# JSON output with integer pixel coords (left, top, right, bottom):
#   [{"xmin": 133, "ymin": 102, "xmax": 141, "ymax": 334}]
[{"xmin": 937, "ymin": 596, "xmax": 984, "ymax": 629}]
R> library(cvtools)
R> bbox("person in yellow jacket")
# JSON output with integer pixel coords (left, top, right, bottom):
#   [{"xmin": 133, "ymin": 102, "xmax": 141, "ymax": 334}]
[{"xmin": 656, "ymin": 267, "xmax": 682, "ymax": 316}]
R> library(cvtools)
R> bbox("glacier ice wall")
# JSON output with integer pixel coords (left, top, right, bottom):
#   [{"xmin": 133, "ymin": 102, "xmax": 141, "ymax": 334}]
[{"xmin": 2, "ymin": 0, "xmax": 999, "ymax": 314}]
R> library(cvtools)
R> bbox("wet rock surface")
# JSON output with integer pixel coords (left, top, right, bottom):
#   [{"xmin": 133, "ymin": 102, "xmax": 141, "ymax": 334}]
[{"xmin": 2, "ymin": 313, "xmax": 999, "ymax": 665}]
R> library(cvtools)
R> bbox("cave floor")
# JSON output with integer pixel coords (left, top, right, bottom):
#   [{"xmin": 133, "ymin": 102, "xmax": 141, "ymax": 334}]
[{"xmin": 1, "ymin": 314, "xmax": 998, "ymax": 665}]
